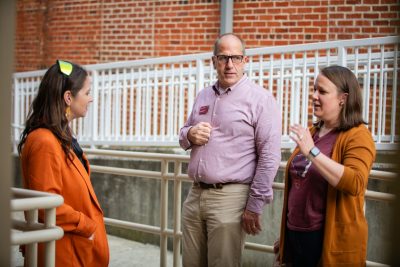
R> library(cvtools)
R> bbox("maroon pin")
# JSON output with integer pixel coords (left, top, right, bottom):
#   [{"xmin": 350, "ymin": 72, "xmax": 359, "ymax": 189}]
[{"xmin": 199, "ymin": 105, "xmax": 209, "ymax": 115}]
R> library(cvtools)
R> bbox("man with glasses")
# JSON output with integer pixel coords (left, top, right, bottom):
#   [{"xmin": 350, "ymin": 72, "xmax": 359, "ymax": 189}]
[{"xmin": 179, "ymin": 33, "xmax": 281, "ymax": 266}]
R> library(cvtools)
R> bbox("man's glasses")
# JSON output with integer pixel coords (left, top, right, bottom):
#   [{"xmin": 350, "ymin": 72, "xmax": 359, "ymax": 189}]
[
  {"xmin": 215, "ymin": 55, "xmax": 244, "ymax": 64},
  {"xmin": 57, "ymin": 60, "xmax": 73, "ymax": 76}
]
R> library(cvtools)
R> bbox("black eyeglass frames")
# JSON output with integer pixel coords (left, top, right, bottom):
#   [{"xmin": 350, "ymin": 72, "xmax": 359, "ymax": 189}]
[{"xmin": 214, "ymin": 55, "xmax": 244, "ymax": 64}]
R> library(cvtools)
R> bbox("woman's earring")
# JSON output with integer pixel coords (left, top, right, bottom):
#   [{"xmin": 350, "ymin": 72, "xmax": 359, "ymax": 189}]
[{"xmin": 65, "ymin": 106, "xmax": 71, "ymax": 120}]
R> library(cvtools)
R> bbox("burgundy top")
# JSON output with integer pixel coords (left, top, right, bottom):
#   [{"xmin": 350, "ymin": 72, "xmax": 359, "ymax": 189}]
[
  {"xmin": 287, "ymin": 129, "xmax": 339, "ymax": 231},
  {"xmin": 179, "ymin": 75, "xmax": 282, "ymax": 214}
]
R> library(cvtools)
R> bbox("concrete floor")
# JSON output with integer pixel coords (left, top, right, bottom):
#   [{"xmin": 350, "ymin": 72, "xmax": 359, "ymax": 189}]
[{"xmin": 12, "ymin": 235, "xmax": 176, "ymax": 267}]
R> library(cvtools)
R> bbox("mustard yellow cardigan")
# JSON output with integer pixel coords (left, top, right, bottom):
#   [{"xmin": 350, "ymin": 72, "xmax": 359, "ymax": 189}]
[{"xmin": 279, "ymin": 124, "xmax": 376, "ymax": 267}]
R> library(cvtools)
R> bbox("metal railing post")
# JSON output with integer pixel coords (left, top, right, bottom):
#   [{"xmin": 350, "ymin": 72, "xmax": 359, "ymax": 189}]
[
  {"xmin": 26, "ymin": 209, "xmax": 38, "ymax": 267},
  {"xmin": 12, "ymin": 77, "xmax": 20, "ymax": 153},
  {"xmin": 173, "ymin": 160, "xmax": 182, "ymax": 267},
  {"xmin": 160, "ymin": 159, "xmax": 168, "ymax": 267},
  {"xmin": 44, "ymin": 208, "xmax": 57, "ymax": 267},
  {"xmin": 338, "ymin": 45, "xmax": 347, "ymax": 67},
  {"xmin": 91, "ymin": 70, "xmax": 99, "ymax": 148},
  {"xmin": 196, "ymin": 59, "xmax": 204, "ymax": 97},
  {"xmin": 390, "ymin": 46, "xmax": 398, "ymax": 142}
]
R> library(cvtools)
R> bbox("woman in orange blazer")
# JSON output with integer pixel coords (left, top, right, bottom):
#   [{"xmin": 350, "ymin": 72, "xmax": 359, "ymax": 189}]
[
  {"xmin": 278, "ymin": 66, "xmax": 376, "ymax": 267},
  {"xmin": 19, "ymin": 60, "xmax": 109, "ymax": 266}
]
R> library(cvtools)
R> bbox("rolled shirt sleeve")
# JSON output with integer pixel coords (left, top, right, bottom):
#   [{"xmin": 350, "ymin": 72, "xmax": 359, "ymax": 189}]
[{"xmin": 179, "ymin": 125, "xmax": 193, "ymax": 151}]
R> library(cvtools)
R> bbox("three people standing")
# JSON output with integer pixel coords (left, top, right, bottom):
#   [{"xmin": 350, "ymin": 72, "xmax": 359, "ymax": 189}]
[{"xmin": 18, "ymin": 35, "xmax": 375, "ymax": 267}]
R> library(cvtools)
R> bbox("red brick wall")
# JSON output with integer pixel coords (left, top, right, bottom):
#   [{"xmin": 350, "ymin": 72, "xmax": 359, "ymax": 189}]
[
  {"xmin": 15, "ymin": 0, "xmax": 399, "ymax": 72},
  {"xmin": 15, "ymin": 0, "xmax": 46, "ymax": 70}
]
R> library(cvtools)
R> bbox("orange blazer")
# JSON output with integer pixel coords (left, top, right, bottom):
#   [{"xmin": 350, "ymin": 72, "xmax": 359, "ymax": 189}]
[{"xmin": 21, "ymin": 128, "xmax": 109, "ymax": 267}]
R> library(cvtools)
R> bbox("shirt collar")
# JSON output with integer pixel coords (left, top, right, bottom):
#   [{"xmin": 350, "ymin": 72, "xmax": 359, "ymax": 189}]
[{"xmin": 212, "ymin": 74, "xmax": 248, "ymax": 95}]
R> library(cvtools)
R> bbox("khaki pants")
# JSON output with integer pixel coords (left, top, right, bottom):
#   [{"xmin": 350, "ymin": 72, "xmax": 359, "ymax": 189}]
[{"xmin": 182, "ymin": 183, "xmax": 250, "ymax": 267}]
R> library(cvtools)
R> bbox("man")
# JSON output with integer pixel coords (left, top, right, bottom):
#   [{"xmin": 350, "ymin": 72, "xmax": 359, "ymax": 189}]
[{"xmin": 179, "ymin": 33, "xmax": 281, "ymax": 267}]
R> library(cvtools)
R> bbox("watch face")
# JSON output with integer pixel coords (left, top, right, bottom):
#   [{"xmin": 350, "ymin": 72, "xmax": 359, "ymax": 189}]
[{"xmin": 310, "ymin": 147, "xmax": 320, "ymax": 157}]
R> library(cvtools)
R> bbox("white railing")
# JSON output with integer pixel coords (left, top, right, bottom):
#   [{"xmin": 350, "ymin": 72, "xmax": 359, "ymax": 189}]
[
  {"xmin": 12, "ymin": 36, "xmax": 400, "ymax": 149},
  {"xmin": 84, "ymin": 148, "xmax": 396, "ymax": 267},
  {"xmin": 11, "ymin": 187, "xmax": 64, "ymax": 267}
]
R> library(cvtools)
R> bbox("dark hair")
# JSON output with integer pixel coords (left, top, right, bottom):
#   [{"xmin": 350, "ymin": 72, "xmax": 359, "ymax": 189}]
[
  {"xmin": 315, "ymin": 65, "xmax": 366, "ymax": 131},
  {"xmin": 18, "ymin": 61, "xmax": 88, "ymax": 160},
  {"xmin": 213, "ymin": 33, "xmax": 246, "ymax": 56}
]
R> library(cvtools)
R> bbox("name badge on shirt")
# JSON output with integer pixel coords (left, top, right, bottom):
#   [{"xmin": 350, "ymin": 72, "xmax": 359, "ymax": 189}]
[{"xmin": 199, "ymin": 105, "xmax": 209, "ymax": 115}]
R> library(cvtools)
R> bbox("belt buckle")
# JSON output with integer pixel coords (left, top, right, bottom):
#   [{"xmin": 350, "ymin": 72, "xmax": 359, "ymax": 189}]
[{"xmin": 214, "ymin": 183, "xmax": 223, "ymax": 189}]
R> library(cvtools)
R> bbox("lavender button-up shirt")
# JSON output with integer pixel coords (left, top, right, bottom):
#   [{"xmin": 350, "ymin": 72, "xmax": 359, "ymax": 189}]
[{"xmin": 179, "ymin": 75, "xmax": 281, "ymax": 214}]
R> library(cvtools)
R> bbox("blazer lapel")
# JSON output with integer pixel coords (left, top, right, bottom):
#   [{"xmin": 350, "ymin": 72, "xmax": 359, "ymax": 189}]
[{"xmin": 71, "ymin": 152, "xmax": 103, "ymax": 213}]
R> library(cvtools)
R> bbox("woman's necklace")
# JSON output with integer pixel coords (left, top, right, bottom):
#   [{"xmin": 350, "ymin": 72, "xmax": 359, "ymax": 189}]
[{"xmin": 319, "ymin": 124, "xmax": 335, "ymax": 138}]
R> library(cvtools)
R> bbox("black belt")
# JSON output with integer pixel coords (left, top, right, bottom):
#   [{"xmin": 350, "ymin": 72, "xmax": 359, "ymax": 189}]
[{"xmin": 194, "ymin": 181, "xmax": 235, "ymax": 189}]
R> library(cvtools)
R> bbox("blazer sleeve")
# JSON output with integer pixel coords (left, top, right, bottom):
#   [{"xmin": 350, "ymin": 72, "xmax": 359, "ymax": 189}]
[
  {"xmin": 335, "ymin": 126, "xmax": 376, "ymax": 196},
  {"xmin": 22, "ymin": 134, "xmax": 97, "ymax": 238}
]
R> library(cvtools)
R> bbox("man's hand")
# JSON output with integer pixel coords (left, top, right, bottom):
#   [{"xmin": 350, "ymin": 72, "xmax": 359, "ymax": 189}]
[
  {"xmin": 188, "ymin": 122, "xmax": 212, "ymax": 146},
  {"xmin": 241, "ymin": 209, "xmax": 262, "ymax": 235}
]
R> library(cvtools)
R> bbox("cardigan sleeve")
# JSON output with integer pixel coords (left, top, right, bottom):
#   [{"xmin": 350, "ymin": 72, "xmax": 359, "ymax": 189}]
[
  {"xmin": 335, "ymin": 126, "xmax": 376, "ymax": 196},
  {"xmin": 22, "ymin": 131, "xmax": 97, "ymax": 238}
]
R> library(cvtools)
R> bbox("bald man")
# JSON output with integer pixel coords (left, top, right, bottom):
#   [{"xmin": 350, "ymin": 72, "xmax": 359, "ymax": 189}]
[{"xmin": 179, "ymin": 33, "xmax": 281, "ymax": 267}]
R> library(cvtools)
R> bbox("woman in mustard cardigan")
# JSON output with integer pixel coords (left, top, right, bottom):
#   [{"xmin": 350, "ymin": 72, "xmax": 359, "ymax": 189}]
[
  {"xmin": 18, "ymin": 60, "xmax": 109, "ymax": 266},
  {"xmin": 278, "ymin": 66, "xmax": 376, "ymax": 267}
]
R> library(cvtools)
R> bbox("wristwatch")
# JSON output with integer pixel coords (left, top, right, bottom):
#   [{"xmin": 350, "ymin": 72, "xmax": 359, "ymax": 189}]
[{"xmin": 307, "ymin": 146, "xmax": 320, "ymax": 161}]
